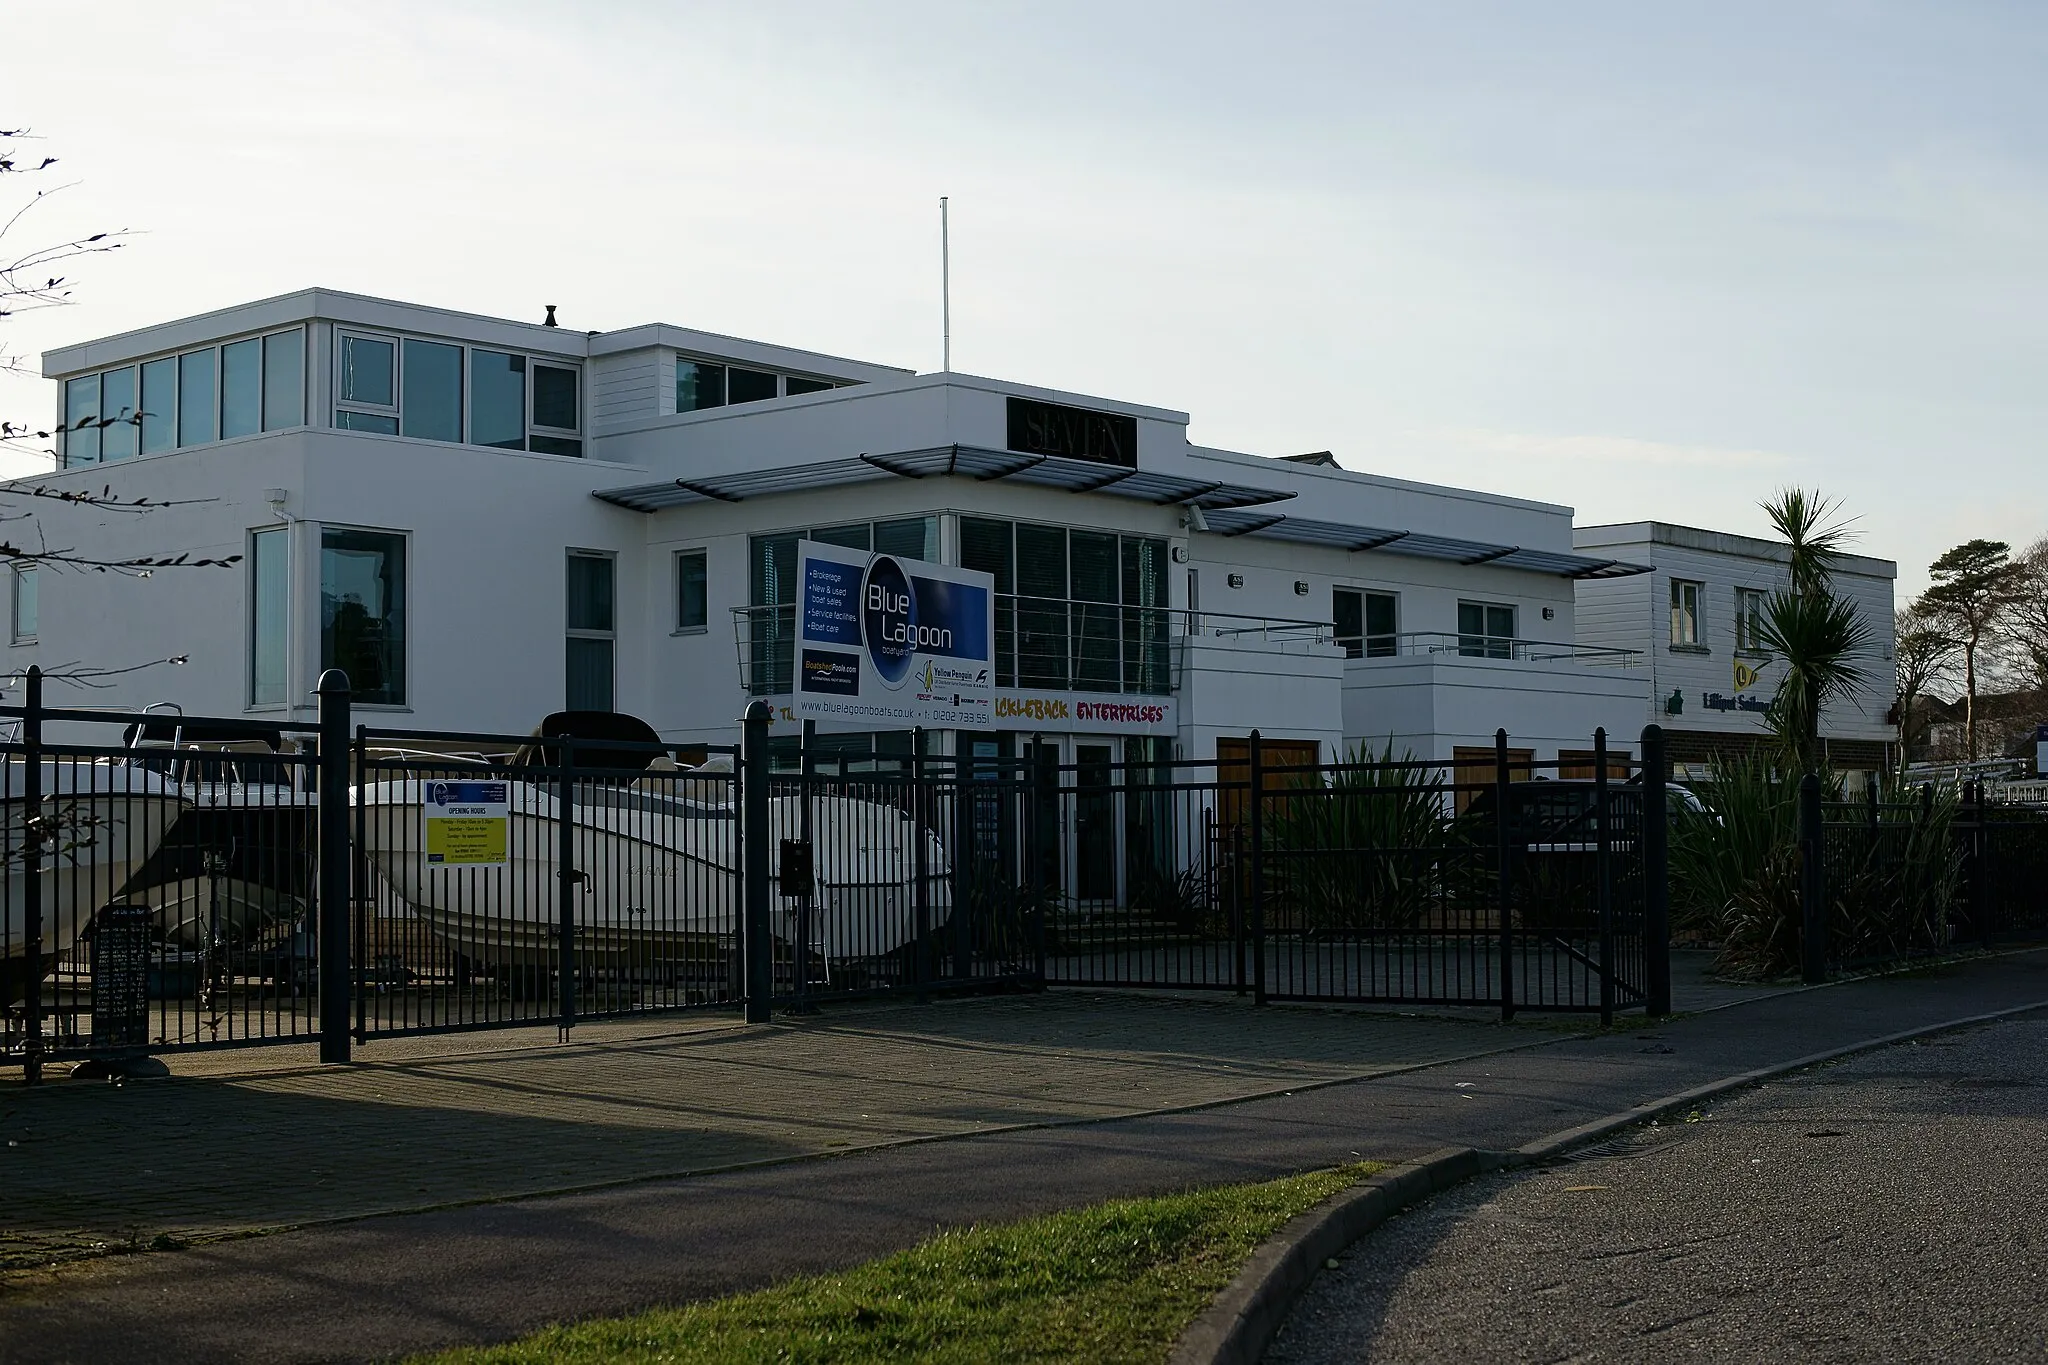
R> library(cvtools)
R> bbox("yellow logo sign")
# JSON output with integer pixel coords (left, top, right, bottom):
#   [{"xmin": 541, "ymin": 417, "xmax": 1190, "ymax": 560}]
[{"xmin": 1733, "ymin": 658, "xmax": 1768, "ymax": 692}]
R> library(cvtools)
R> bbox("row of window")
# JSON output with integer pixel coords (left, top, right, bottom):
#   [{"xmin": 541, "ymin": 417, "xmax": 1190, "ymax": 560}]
[
  {"xmin": 335, "ymin": 332, "xmax": 582, "ymax": 457},
  {"xmin": 1671, "ymin": 580, "xmax": 1769, "ymax": 653},
  {"xmin": 61, "ymin": 329, "xmax": 306, "ymax": 466},
  {"xmin": 676, "ymin": 357, "xmax": 843, "ymax": 413},
  {"xmin": 1332, "ymin": 589, "xmax": 1520, "ymax": 660}
]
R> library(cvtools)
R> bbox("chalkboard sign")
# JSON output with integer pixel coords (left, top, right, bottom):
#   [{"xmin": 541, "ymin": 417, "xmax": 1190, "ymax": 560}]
[{"xmin": 90, "ymin": 903, "xmax": 153, "ymax": 1051}]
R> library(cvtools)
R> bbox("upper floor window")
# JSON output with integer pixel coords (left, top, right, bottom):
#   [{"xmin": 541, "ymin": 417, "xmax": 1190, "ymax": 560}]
[
  {"xmin": 1457, "ymin": 601, "xmax": 1516, "ymax": 659},
  {"xmin": 336, "ymin": 331, "xmax": 581, "ymax": 457},
  {"xmin": 1736, "ymin": 587, "xmax": 1769, "ymax": 653},
  {"xmin": 1333, "ymin": 588, "xmax": 1397, "ymax": 659},
  {"xmin": 959, "ymin": 516, "xmax": 1169, "ymax": 694},
  {"xmin": 321, "ymin": 527, "xmax": 407, "ymax": 706},
  {"xmin": 60, "ymin": 327, "xmax": 305, "ymax": 467},
  {"xmin": 1670, "ymin": 579, "xmax": 1703, "ymax": 648},
  {"xmin": 677, "ymin": 357, "xmax": 842, "ymax": 412},
  {"xmin": 745, "ymin": 517, "xmax": 938, "ymax": 695}
]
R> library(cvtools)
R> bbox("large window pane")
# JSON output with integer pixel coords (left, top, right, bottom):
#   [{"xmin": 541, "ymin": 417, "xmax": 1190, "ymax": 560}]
[
  {"xmin": 400, "ymin": 339, "xmax": 463, "ymax": 443},
  {"xmin": 748, "ymin": 533, "xmax": 799, "ymax": 695},
  {"xmin": 677, "ymin": 551, "xmax": 707, "ymax": 631},
  {"xmin": 177, "ymin": 349, "xmax": 218, "ymax": 447},
  {"xmin": 1364, "ymin": 592, "xmax": 1398, "ymax": 657},
  {"xmin": 728, "ymin": 367, "xmax": 776, "ymax": 404},
  {"xmin": 140, "ymin": 358, "xmax": 176, "ymax": 454},
  {"xmin": 63, "ymin": 374, "xmax": 100, "ymax": 465},
  {"xmin": 873, "ymin": 517, "xmax": 937, "ymax": 562},
  {"xmin": 1016, "ymin": 524, "xmax": 1068, "ymax": 689},
  {"xmin": 785, "ymin": 376, "xmax": 832, "ymax": 396},
  {"xmin": 262, "ymin": 329, "xmax": 305, "ymax": 430},
  {"xmin": 250, "ymin": 527, "xmax": 287, "ymax": 705},
  {"xmin": 1071, "ymin": 531, "xmax": 1119, "ymax": 691},
  {"xmin": 334, "ymin": 410, "xmax": 399, "ymax": 435},
  {"xmin": 100, "ymin": 367, "xmax": 138, "ymax": 461},
  {"xmin": 470, "ymin": 350, "xmax": 525, "ymax": 450},
  {"xmin": 12, "ymin": 567, "xmax": 37, "ymax": 643},
  {"xmin": 221, "ymin": 337, "xmax": 262, "ymax": 440},
  {"xmin": 1333, "ymin": 589, "xmax": 1363, "ymax": 658},
  {"xmin": 677, "ymin": 360, "xmax": 726, "ymax": 411},
  {"xmin": 565, "ymin": 553, "xmax": 614, "ymax": 632},
  {"xmin": 962, "ymin": 518, "xmax": 1016, "ymax": 688},
  {"xmin": 338, "ymin": 335, "xmax": 395, "ymax": 407},
  {"xmin": 566, "ymin": 637, "xmax": 614, "ymax": 712},
  {"xmin": 529, "ymin": 434, "xmax": 582, "ymax": 458},
  {"xmin": 532, "ymin": 363, "xmax": 578, "ymax": 430},
  {"xmin": 321, "ymin": 529, "xmax": 406, "ymax": 705},
  {"xmin": 810, "ymin": 523, "xmax": 871, "ymax": 552}
]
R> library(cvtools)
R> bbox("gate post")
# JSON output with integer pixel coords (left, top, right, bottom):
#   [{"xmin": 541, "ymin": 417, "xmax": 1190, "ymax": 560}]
[
  {"xmin": 21, "ymin": 665, "xmax": 43, "ymax": 1085},
  {"xmin": 951, "ymin": 750, "xmax": 973, "ymax": 985},
  {"xmin": 742, "ymin": 702, "xmax": 772, "ymax": 1024},
  {"xmin": 1494, "ymin": 727, "xmax": 1514, "ymax": 1023},
  {"xmin": 556, "ymin": 735, "xmax": 578, "ymax": 1039},
  {"xmin": 1640, "ymin": 725, "xmax": 1671, "ymax": 1017},
  {"xmin": 1248, "ymin": 730, "xmax": 1266, "ymax": 1006},
  {"xmin": 1798, "ymin": 773, "xmax": 1827, "ymax": 985},
  {"xmin": 1970, "ymin": 781, "xmax": 1992, "ymax": 948},
  {"xmin": 1593, "ymin": 727, "xmax": 1614, "ymax": 1028},
  {"xmin": 1031, "ymin": 744, "xmax": 1057, "ymax": 985},
  {"xmin": 911, "ymin": 727, "xmax": 930, "ymax": 1004},
  {"xmin": 317, "ymin": 669, "xmax": 352, "ymax": 1065}
]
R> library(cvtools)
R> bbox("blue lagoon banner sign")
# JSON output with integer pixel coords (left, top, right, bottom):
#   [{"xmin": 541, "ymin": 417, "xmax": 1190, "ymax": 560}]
[{"xmin": 795, "ymin": 540, "xmax": 996, "ymax": 728}]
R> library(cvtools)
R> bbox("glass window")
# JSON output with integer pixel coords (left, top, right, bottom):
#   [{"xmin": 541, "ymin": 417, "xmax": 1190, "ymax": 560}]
[
  {"xmin": 11, "ymin": 566, "xmax": 38, "ymax": 644},
  {"xmin": 810, "ymin": 523, "xmax": 872, "ymax": 552},
  {"xmin": 532, "ymin": 363, "xmax": 578, "ymax": 430},
  {"xmin": 728, "ymin": 367, "xmax": 777, "ymax": 404},
  {"xmin": 1333, "ymin": 589, "xmax": 1363, "ymax": 659},
  {"xmin": 100, "ymin": 367, "xmax": 138, "ymax": 461},
  {"xmin": 321, "ymin": 528, "xmax": 406, "ymax": 705},
  {"xmin": 1016, "ymin": 524, "xmax": 1069, "ymax": 689},
  {"xmin": 1457, "ymin": 601, "xmax": 1516, "ymax": 659},
  {"xmin": 220, "ymin": 338, "xmax": 262, "ymax": 440},
  {"xmin": 262, "ymin": 329, "xmax": 305, "ymax": 431},
  {"xmin": 338, "ymin": 334, "xmax": 396, "ymax": 408},
  {"xmin": 873, "ymin": 517, "xmax": 937, "ymax": 562},
  {"xmin": 250, "ymin": 527, "xmax": 287, "ymax": 705},
  {"xmin": 470, "ymin": 350, "xmax": 526, "ymax": 450},
  {"xmin": 676, "ymin": 551, "xmax": 708, "ymax": 631},
  {"xmin": 63, "ymin": 374, "xmax": 100, "ymax": 466},
  {"xmin": 1670, "ymin": 580, "xmax": 1702, "ymax": 646},
  {"xmin": 1737, "ymin": 588, "xmax": 1768, "ymax": 652},
  {"xmin": 140, "ymin": 357, "xmax": 176, "ymax": 455},
  {"xmin": 963, "ymin": 518, "xmax": 1017, "ymax": 689},
  {"xmin": 1364, "ymin": 592, "xmax": 1397, "ymax": 657},
  {"xmin": 566, "ymin": 552, "xmax": 615, "ymax": 712},
  {"xmin": 334, "ymin": 410, "xmax": 400, "ymax": 435},
  {"xmin": 400, "ymin": 339, "xmax": 463, "ymax": 443},
  {"xmin": 177, "ymin": 349, "xmax": 218, "ymax": 447},
  {"xmin": 784, "ymin": 376, "xmax": 832, "ymax": 396},
  {"xmin": 677, "ymin": 360, "xmax": 726, "ymax": 411}
]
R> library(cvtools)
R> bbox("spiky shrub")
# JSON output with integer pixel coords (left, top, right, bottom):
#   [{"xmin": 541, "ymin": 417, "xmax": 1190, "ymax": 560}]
[
  {"xmin": 1824, "ymin": 784, "xmax": 1960, "ymax": 965},
  {"xmin": 1261, "ymin": 741, "xmax": 1462, "ymax": 933}
]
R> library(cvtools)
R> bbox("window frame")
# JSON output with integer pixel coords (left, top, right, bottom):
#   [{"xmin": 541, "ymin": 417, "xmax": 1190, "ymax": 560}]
[
  {"xmin": 674, "ymin": 549, "xmax": 709, "ymax": 634},
  {"xmin": 1670, "ymin": 578, "xmax": 1705, "ymax": 649},
  {"xmin": 334, "ymin": 330, "xmax": 402, "ymax": 424},
  {"xmin": 318, "ymin": 524, "xmax": 410, "ymax": 708},
  {"xmin": 1332, "ymin": 587, "xmax": 1399, "ymax": 659},
  {"xmin": 332, "ymin": 329, "xmax": 582, "ymax": 456},
  {"xmin": 58, "ymin": 327, "xmax": 308, "ymax": 468},
  {"xmin": 1456, "ymin": 600, "xmax": 1517, "ymax": 659},
  {"xmin": 565, "ymin": 549, "xmax": 618, "ymax": 711},
  {"xmin": 11, "ymin": 565, "xmax": 38, "ymax": 646},
  {"xmin": 248, "ymin": 525, "xmax": 289, "ymax": 708},
  {"xmin": 1735, "ymin": 586, "xmax": 1769, "ymax": 655}
]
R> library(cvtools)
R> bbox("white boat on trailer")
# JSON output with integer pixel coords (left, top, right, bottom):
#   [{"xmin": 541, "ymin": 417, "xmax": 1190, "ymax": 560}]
[{"xmin": 354, "ymin": 713, "xmax": 952, "ymax": 974}]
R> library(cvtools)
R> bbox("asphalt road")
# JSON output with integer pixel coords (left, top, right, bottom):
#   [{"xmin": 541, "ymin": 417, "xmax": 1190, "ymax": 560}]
[
  {"xmin": 3, "ymin": 952, "xmax": 2045, "ymax": 1365},
  {"xmin": 1268, "ymin": 1015, "xmax": 2048, "ymax": 1365}
]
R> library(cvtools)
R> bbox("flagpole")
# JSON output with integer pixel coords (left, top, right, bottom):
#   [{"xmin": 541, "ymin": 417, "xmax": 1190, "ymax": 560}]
[{"xmin": 941, "ymin": 196, "xmax": 951, "ymax": 373}]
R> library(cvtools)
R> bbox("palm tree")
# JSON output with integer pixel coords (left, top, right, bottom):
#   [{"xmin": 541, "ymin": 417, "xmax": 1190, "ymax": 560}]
[{"xmin": 1754, "ymin": 489, "xmax": 1872, "ymax": 775}]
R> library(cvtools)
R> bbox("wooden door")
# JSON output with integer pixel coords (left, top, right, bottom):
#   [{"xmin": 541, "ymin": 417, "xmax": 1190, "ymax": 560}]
[{"xmin": 1452, "ymin": 745, "xmax": 1534, "ymax": 814}]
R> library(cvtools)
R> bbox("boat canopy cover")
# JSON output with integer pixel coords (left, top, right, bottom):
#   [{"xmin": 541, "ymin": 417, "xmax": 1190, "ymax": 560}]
[
  {"xmin": 511, "ymin": 711, "xmax": 667, "ymax": 777},
  {"xmin": 123, "ymin": 719, "xmax": 285, "ymax": 751}
]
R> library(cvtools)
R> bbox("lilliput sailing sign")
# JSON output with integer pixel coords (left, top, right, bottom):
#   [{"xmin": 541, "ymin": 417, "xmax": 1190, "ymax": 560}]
[{"xmin": 795, "ymin": 540, "xmax": 995, "ymax": 728}]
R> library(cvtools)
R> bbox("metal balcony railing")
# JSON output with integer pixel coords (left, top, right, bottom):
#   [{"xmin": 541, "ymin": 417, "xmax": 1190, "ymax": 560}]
[
  {"xmin": 1338, "ymin": 631, "xmax": 1644, "ymax": 667},
  {"xmin": 730, "ymin": 597, "xmax": 1334, "ymax": 698}
]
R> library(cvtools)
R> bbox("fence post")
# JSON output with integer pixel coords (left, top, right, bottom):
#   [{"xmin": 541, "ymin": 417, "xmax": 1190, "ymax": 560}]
[
  {"xmin": 951, "ymin": 749, "xmax": 973, "ymax": 985},
  {"xmin": 1799, "ymin": 772, "xmax": 1826, "ymax": 985},
  {"xmin": 1494, "ymin": 727, "xmax": 1514, "ymax": 1023},
  {"xmin": 21, "ymin": 665, "xmax": 42, "ymax": 1085},
  {"xmin": 1971, "ymin": 781, "xmax": 1993, "ymax": 949},
  {"xmin": 742, "ymin": 701, "xmax": 772, "ymax": 1024},
  {"xmin": 316, "ymin": 669, "xmax": 352, "ymax": 1065},
  {"xmin": 1249, "ymin": 729, "xmax": 1266, "ymax": 1006},
  {"xmin": 912, "ymin": 727, "xmax": 930, "ymax": 1004},
  {"xmin": 1593, "ymin": 727, "xmax": 1614, "ymax": 1028},
  {"xmin": 1031, "ymin": 744, "xmax": 1057, "ymax": 986},
  {"xmin": 1640, "ymin": 725, "xmax": 1671, "ymax": 1017},
  {"xmin": 352, "ymin": 724, "xmax": 369, "ymax": 1042},
  {"xmin": 794, "ymin": 719, "xmax": 816, "ymax": 1014},
  {"xmin": 556, "ymin": 734, "xmax": 578, "ymax": 1040}
]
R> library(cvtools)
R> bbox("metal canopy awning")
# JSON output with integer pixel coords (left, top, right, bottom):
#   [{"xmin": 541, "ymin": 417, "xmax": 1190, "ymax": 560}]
[
  {"xmin": 1199, "ymin": 508, "xmax": 1653, "ymax": 580},
  {"xmin": 591, "ymin": 445, "xmax": 1651, "ymax": 580},
  {"xmin": 591, "ymin": 444, "xmax": 1296, "ymax": 514}
]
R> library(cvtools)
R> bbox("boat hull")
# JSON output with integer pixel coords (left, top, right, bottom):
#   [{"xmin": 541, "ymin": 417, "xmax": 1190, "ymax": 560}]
[{"xmin": 356, "ymin": 782, "xmax": 951, "ymax": 969}]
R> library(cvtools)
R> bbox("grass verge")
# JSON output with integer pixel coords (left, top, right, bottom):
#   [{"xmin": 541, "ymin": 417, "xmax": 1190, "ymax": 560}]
[{"xmin": 412, "ymin": 1163, "xmax": 1380, "ymax": 1365}]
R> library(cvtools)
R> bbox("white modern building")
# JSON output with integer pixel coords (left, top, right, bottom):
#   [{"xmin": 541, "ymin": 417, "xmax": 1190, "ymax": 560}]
[
  {"xmin": 1573, "ymin": 522, "xmax": 1898, "ymax": 776},
  {"xmin": 22, "ymin": 289, "xmax": 1655, "ymax": 798}
]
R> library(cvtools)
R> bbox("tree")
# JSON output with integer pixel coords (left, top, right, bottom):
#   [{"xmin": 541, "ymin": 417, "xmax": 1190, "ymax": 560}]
[
  {"xmin": 1753, "ymin": 488, "xmax": 1872, "ymax": 775},
  {"xmin": 1892, "ymin": 603, "xmax": 1957, "ymax": 766},
  {"xmin": 1997, "ymin": 536, "xmax": 2048, "ymax": 693},
  {"xmin": 1918, "ymin": 539, "xmax": 2027, "ymax": 761}
]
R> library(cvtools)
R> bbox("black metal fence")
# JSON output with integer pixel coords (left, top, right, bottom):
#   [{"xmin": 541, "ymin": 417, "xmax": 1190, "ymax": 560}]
[{"xmin": 4, "ymin": 664, "xmax": 1679, "ymax": 1081}]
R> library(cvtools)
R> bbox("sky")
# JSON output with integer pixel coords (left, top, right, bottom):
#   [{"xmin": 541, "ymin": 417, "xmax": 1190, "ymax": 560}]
[{"xmin": 7, "ymin": 0, "xmax": 2046, "ymax": 598}]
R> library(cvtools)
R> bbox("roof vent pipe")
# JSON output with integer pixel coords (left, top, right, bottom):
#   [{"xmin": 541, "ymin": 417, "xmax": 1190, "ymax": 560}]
[{"xmin": 542, "ymin": 305, "xmax": 558, "ymax": 327}]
